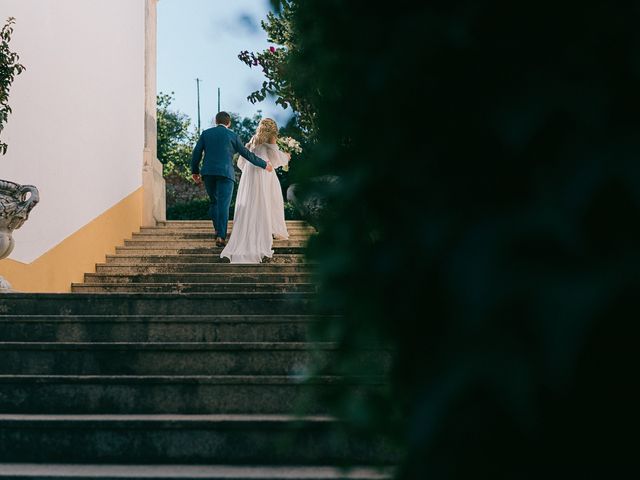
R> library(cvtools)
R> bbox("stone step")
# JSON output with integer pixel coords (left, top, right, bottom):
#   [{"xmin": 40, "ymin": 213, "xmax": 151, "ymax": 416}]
[
  {"xmin": 0, "ymin": 414, "xmax": 398, "ymax": 465},
  {"xmin": 123, "ymin": 240, "xmax": 308, "ymax": 248},
  {"xmin": 159, "ymin": 220, "xmax": 310, "ymax": 227},
  {"xmin": 0, "ymin": 342, "xmax": 388, "ymax": 376},
  {"xmin": 0, "ymin": 375, "xmax": 379, "ymax": 414},
  {"xmin": 71, "ymin": 283, "xmax": 317, "ymax": 294},
  {"xmin": 130, "ymin": 234, "xmax": 312, "ymax": 242},
  {"xmin": 0, "ymin": 464, "xmax": 393, "ymax": 480},
  {"xmin": 139, "ymin": 231, "xmax": 316, "ymax": 239},
  {"xmin": 0, "ymin": 315, "xmax": 317, "ymax": 342},
  {"xmin": 139, "ymin": 227, "xmax": 316, "ymax": 235},
  {"xmin": 83, "ymin": 273, "xmax": 313, "ymax": 285},
  {"xmin": 105, "ymin": 254, "xmax": 308, "ymax": 265},
  {"xmin": 0, "ymin": 293, "xmax": 313, "ymax": 316},
  {"xmin": 139, "ymin": 225, "xmax": 313, "ymax": 232},
  {"xmin": 115, "ymin": 247, "xmax": 306, "ymax": 256},
  {"xmin": 95, "ymin": 264, "xmax": 310, "ymax": 274}
]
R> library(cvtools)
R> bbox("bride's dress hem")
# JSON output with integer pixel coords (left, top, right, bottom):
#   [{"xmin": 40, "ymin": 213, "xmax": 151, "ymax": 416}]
[{"xmin": 220, "ymin": 250, "xmax": 274, "ymax": 264}]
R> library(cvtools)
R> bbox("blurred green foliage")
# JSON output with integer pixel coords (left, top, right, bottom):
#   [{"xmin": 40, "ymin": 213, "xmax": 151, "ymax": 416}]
[
  {"xmin": 266, "ymin": 0, "xmax": 640, "ymax": 477},
  {"xmin": 0, "ymin": 17, "xmax": 25, "ymax": 156}
]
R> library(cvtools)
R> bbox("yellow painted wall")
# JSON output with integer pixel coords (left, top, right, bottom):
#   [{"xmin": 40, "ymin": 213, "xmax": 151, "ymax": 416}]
[{"xmin": 0, "ymin": 188, "xmax": 143, "ymax": 293}]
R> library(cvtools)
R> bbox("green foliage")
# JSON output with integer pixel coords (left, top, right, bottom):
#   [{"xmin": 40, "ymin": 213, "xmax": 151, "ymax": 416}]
[
  {"xmin": 284, "ymin": 201, "xmax": 302, "ymax": 221},
  {"xmin": 285, "ymin": 0, "xmax": 640, "ymax": 477},
  {"xmin": 0, "ymin": 17, "xmax": 25, "ymax": 156},
  {"xmin": 230, "ymin": 111, "xmax": 263, "ymax": 144},
  {"xmin": 157, "ymin": 92, "xmax": 198, "ymax": 179},
  {"xmin": 238, "ymin": 1, "xmax": 315, "ymax": 136},
  {"xmin": 168, "ymin": 197, "xmax": 302, "ymax": 222},
  {"xmin": 166, "ymin": 198, "xmax": 209, "ymax": 220}
]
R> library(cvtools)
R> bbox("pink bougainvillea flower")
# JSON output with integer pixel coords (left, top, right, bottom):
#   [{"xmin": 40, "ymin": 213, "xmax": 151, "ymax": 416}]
[{"xmin": 269, "ymin": 46, "xmax": 276, "ymax": 53}]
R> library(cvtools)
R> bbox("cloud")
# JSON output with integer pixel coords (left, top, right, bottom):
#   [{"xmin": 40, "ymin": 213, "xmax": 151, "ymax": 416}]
[
  {"xmin": 237, "ymin": 14, "xmax": 260, "ymax": 35},
  {"xmin": 211, "ymin": 12, "xmax": 261, "ymax": 40}
]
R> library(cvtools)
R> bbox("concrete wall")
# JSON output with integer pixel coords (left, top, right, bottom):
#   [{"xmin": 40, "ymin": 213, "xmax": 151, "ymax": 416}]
[{"xmin": 0, "ymin": 0, "xmax": 146, "ymax": 264}]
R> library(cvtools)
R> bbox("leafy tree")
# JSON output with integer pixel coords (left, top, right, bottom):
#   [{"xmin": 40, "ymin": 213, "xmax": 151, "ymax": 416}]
[
  {"xmin": 230, "ymin": 111, "xmax": 263, "ymax": 144},
  {"xmin": 0, "ymin": 17, "xmax": 25, "ymax": 156},
  {"xmin": 238, "ymin": 1, "xmax": 315, "ymax": 136},
  {"xmin": 278, "ymin": 0, "xmax": 640, "ymax": 478},
  {"xmin": 157, "ymin": 92, "xmax": 197, "ymax": 179}
]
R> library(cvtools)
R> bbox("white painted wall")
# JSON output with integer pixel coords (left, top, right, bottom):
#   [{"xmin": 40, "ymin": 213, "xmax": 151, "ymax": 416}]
[{"xmin": 0, "ymin": 0, "xmax": 145, "ymax": 263}]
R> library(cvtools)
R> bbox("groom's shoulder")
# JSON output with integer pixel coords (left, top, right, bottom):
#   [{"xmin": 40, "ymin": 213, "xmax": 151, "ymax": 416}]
[
  {"xmin": 226, "ymin": 129, "xmax": 241, "ymax": 143},
  {"xmin": 202, "ymin": 127, "xmax": 228, "ymax": 141},
  {"xmin": 208, "ymin": 126, "xmax": 237, "ymax": 138}
]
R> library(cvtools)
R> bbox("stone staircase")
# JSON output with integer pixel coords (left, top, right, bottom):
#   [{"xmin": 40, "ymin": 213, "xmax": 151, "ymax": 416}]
[
  {"xmin": 0, "ymin": 221, "xmax": 395, "ymax": 479},
  {"xmin": 72, "ymin": 221, "xmax": 316, "ymax": 294}
]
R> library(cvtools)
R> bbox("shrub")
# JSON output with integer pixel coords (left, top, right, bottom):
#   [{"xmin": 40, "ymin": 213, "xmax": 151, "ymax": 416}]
[
  {"xmin": 168, "ymin": 197, "xmax": 302, "ymax": 222},
  {"xmin": 166, "ymin": 199, "xmax": 209, "ymax": 221},
  {"xmin": 284, "ymin": 201, "xmax": 302, "ymax": 221}
]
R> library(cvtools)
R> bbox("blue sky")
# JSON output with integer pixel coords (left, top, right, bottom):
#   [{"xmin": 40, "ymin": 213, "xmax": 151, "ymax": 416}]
[{"xmin": 157, "ymin": 0, "xmax": 291, "ymax": 130}]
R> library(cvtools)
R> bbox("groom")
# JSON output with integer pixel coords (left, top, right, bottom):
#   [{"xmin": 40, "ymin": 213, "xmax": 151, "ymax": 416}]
[{"xmin": 191, "ymin": 111, "xmax": 273, "ymax": 247}]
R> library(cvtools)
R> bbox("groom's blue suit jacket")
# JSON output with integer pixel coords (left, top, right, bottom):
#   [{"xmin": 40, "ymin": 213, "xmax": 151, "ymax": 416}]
[{"xmin": 191, "ymin": 125, "xmax": 267, "ymax": 181}]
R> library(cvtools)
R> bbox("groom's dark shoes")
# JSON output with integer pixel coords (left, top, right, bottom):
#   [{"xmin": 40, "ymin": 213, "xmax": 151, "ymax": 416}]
[{"xmin": 216, "ymin": 237, "xmax": 227, "ymax": 247}]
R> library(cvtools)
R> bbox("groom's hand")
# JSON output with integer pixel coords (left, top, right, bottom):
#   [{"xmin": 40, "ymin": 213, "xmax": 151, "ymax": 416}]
[
  {"xmin": 192, "ymin": 174, "xmax": 202, "ymax": 184},
  {"xmin": 265, "ymin": 163, "xmax": 274, "ymax": 172}
]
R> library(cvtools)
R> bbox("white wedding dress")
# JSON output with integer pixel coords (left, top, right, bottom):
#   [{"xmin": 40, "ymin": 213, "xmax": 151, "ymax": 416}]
[{"xmin": 220, "ymin": 141, "xmax": 290, "ymax": 263}]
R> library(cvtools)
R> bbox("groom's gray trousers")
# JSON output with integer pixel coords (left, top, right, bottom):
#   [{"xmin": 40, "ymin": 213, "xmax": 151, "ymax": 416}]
[{"xmin": 202, "ymin": 175, "xmax": 235, "ymax": 240}]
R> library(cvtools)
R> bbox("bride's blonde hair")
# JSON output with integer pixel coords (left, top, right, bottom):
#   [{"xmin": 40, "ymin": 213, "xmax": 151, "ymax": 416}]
[{"xmin": 251, "ymin": 118, "xmax": 278, "ymax": 146}]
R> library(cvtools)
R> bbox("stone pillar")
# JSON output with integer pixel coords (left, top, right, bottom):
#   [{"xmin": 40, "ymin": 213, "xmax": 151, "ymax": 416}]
[{"xmin": 142, "ymin": 0, "xmax": 166, "ymax": 227}]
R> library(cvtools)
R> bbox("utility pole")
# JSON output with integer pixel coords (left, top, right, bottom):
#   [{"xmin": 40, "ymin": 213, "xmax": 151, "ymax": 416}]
[
  {"xmin": 195, "ymin": 78, "xmax": 202, "ymax": 133},
  {"xmin": 217, "ymin": 87, "xmax": 221, "ymax": 113}
]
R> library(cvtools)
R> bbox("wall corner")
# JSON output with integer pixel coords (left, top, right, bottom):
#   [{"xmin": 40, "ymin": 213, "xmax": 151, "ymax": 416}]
[{"xmin": 143, "ymin": 0, "xmax": 165, "ymax": 227}]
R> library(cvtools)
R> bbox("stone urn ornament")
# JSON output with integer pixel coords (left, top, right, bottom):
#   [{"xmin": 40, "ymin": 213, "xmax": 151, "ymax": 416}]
[{"xmin": 0, "ymin": 179, "xmax": 39, "ymax": 291}]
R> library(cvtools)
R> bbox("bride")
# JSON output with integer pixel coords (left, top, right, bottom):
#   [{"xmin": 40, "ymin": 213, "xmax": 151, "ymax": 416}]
[{"xmin": 221, "ymin": 118, "xmax": 291, "ymax": 264}]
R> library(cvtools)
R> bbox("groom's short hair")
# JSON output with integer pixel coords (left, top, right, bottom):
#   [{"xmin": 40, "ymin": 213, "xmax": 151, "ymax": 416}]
[{"xmin": 215, "ymin": 111, "xmax": 231, "ymax": 126}]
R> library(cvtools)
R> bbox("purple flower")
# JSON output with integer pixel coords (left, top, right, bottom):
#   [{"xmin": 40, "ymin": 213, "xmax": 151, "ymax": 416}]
[{"xmin": 269, "ymin": 46, "xmax": 276, "ymax": 53}]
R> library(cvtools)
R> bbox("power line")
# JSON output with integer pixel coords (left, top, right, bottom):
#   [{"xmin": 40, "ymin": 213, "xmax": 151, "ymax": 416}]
[{"xmin": 195, "ymin": 78, "xmax": 202, "ymax": 133}]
